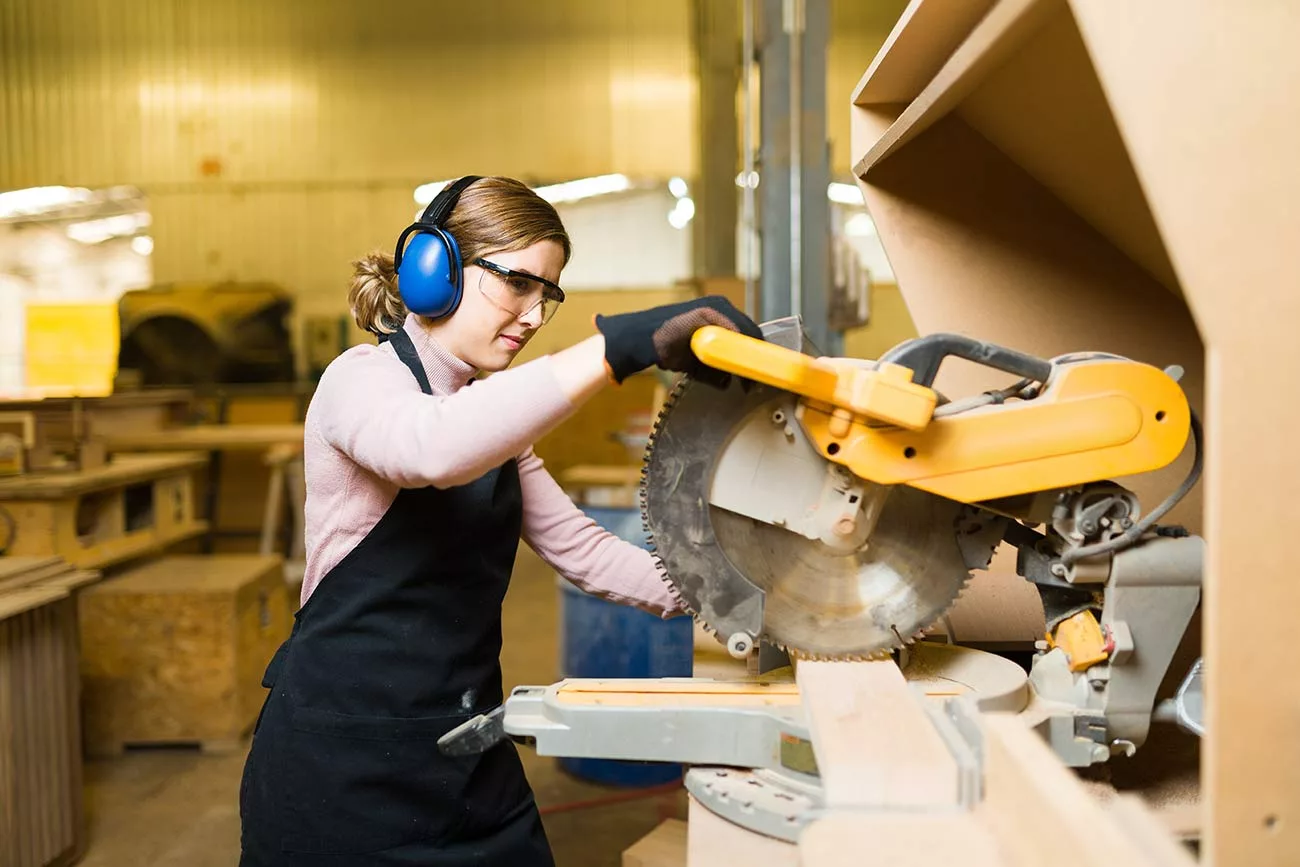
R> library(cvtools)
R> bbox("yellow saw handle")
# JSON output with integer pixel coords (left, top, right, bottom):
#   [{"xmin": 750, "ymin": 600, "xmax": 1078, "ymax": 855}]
[{"xmin": 690, "ymin": 325, "xmax": 938, "ymax": 431}]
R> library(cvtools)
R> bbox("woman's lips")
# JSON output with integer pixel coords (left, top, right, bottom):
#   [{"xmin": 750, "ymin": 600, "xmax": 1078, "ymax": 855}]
[{"xmin": 500, "ymin": 334, "xmax": 524, "ymax": 350}]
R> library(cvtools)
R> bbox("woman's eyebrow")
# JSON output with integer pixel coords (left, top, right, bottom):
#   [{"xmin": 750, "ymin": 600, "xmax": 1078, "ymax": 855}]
[{"xmin": 513, "ymin": 267, "xmax": 562, "ymax": 287}]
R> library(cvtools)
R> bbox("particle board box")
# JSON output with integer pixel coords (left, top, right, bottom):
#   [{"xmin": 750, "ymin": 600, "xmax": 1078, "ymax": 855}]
[{"xmin": 78, "ymin": 554, "xmax": 290, "ymax": 755}]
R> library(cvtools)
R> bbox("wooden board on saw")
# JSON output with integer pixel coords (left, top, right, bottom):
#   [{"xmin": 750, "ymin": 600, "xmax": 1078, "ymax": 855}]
[
  {"xmin": 78, "ymin": 554, "xmax": 290, "ymax": 756},
  {"xmin": 0, "ymin": 453, "xmax": 209, "ymax": 569},
  {"xmin": 0, "ymin": 557, "xmax": 98, "ymax": 867}
]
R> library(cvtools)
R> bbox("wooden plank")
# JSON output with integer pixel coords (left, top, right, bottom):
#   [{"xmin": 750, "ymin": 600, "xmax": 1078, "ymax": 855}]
[
  {"xmin": 0, "ymin": 452, "xmax": 207, "ymax": 499},
  {"xmin": 795, "ymin": 659, "xmax": 958, "ymax": 808},
  {"xmin": 0, "ymin": 556, "xmax": 70, "ymax": 593},
  {"xmin": 622, "ymin": 818, "xmax": 686, "ymax": 867},
  {"xmin": 0, "ymin": 586, "xmax": 69, "ymax": 621},
  {"xmin": 800, "ymin": 813, "xmax": 1003, "ymax": 866},
  {"xmin": 559, "ymin": 679, "xmax": 798, "ymax": 696},
  {"xmin": 852, "ymin": 0, "xmax": 997, "ymax": 106},
  {"xmin": 981, "ymin": 714, "xmax": 1194, "ymax": 866},
  {"xmin": 853, "ymin": 0, "xmax": 1057, "ymax": 177},
  {"xmin": 103, "ymin": 423, "xmax": 304, "ymax": 453}
]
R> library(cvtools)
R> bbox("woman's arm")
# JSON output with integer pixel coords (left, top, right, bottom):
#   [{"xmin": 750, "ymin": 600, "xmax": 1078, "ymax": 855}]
[
  {"xmin": 313, "ymin": 348, "xmax": 582, "ymax": 489},
  {"xmin": 314, "ymin": 295, "xmax": 761, "ymax": 489},
  {"xmin": 516, "ymin": 448, "xmax": 681, "ymax": 618}
]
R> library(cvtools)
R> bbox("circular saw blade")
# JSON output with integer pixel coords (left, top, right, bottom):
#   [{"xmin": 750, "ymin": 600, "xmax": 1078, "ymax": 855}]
[{"xmin": 642, "ymin": 373, "xmax": 973, "ymax": 660}]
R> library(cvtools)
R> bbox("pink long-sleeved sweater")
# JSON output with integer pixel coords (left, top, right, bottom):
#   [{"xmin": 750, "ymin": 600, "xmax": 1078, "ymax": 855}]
[{"xmin": 300, "ymin": 313, "xmax": 678, "ymax": 619}]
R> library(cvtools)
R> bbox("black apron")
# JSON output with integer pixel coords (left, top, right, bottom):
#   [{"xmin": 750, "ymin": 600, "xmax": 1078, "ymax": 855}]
[{"xmin": 239, "ymin": 328, "xmax": 554, "ymax": 866}]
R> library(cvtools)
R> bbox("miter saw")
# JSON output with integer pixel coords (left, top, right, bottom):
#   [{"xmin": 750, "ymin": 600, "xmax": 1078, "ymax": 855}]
[
  {"xmin": 442, "ymin": 317, "xmax": 1205, "ymax": 805},
  {"xmin": 637, "ymin": 316, "xmax": 1205, "ymax": 766}
]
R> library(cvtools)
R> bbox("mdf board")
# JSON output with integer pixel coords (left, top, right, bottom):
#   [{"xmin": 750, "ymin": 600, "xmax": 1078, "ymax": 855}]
[
  {"xmin": 0, "ymin": 587, "xmax": 84, "ymax": 867},
  {"xmin": 851, "ymin": 2, "xmax": 1300, "ymax": 862},
  {"xmin": 78, "ymin": 554, "xmax": 290, "ymax": 755},
  {"xmin": 0, "ymin": 454, "xmax": 208, "ymax": 569}
]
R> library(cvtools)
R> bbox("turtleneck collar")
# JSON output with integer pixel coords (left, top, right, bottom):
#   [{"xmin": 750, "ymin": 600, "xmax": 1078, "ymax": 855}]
[{"xmin": 399, "ymin": 313, "xmax": 479, "ymax": 394}]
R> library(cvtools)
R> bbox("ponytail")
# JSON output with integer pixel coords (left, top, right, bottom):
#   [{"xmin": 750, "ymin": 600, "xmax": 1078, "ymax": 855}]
[{"xmin": 348, "ymin": 251, "xmax": 406, "ymax": 335}]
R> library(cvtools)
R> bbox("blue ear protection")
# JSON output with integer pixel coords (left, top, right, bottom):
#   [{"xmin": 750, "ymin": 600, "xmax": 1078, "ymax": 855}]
[{"xmin": 393, "ymin": 175, "xmax": 482, "ymax": 319}]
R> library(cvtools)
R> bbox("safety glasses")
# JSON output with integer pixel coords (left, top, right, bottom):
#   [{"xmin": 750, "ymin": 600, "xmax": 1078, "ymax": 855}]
[{"xmin": 474, "ymin": 258, "xmax": 565, "ymax": 325}]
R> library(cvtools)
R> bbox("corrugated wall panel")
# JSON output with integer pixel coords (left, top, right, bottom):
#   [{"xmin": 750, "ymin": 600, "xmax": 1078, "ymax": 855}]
[
  {"xmin": 2, "ymin": 0, "xmax": 902, "ymax": 367},
  {"xmin": 0, "ymin": 0, "xmax": 698, "ymax": 189}
]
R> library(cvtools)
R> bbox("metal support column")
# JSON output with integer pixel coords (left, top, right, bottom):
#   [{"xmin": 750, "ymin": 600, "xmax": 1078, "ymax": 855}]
[
  {"xmin": 757, "ymin": 0, "xmax": 836, "ymax": 354},
  {"xmin": 691, "ymin": 0, "xmax": 741, "ymax": 281}
]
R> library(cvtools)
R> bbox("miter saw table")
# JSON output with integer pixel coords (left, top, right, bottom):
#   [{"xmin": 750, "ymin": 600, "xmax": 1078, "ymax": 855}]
[{"xmin": 441, "ymin": 317, "xmax": 1206, "ymax": 863}]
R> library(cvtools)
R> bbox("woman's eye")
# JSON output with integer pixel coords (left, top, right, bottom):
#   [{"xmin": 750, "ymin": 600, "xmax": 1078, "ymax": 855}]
[{"xmin": 508, "ymin": 277, "xmax": 532, "ymax": 294}]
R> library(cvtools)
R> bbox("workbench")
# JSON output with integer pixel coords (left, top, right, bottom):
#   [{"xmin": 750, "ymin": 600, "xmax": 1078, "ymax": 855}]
[
  {"xmin": 0, "ymin": 453, "xmax": 208, "ymax": 569},
  {"xmin": 103, "ymin": 424, "xmax": 306, "ymax": 561}
]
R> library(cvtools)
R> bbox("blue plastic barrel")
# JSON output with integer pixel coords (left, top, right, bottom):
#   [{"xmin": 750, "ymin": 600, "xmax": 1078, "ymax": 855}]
[{"xmin": 557, "ymin": 505, "xmax": 693, "ymax": 786}]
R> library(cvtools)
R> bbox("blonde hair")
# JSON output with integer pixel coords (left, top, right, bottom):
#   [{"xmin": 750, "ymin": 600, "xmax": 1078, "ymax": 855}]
[{"xmin": 348, "ymin": 176, "xmax": 572, "ymax": 335}]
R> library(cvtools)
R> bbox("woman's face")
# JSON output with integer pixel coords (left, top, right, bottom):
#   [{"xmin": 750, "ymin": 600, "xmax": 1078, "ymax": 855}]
[{"xmin": 427, "ymin": 239, "xmax": 566, "ymax": 372}]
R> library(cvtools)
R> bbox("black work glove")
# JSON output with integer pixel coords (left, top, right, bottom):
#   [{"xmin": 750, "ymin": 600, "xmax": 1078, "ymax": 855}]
[{"xmin": 595, "ymin": 295, "xmax": 763, "ymax": 386}]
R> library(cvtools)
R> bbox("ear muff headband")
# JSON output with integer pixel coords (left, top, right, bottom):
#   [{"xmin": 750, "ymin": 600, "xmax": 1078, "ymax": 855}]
[{"xmin": 393, "ymin": 175, "xmax": 482, "ymax": 320}]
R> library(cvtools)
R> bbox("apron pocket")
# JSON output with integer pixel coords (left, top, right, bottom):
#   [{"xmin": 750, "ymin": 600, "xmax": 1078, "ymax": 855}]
[{"xmin": 280, "ymin": 705, "xmax": 479, "ymax": 855}]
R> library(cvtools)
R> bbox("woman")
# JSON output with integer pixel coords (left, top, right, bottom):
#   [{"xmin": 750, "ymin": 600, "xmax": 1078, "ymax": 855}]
[{"xmin": 239, "ymin": 175, "xmax": 760, "ymax": 866}]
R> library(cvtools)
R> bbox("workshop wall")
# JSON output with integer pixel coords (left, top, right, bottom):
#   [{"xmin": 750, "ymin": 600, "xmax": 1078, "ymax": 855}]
[{"xmin": 0, "ymin": 0, "xmax": 908, "ymax": 329}]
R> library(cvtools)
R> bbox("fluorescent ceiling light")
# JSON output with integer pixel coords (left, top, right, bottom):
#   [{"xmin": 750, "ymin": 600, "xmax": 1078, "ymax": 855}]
[
  {"xmin": 414, "ymin": 173, "xmax": 635, "ymax": 208},
  {"xmin": 827, "ymin": 182, "xmax": 865, "ymax": 206},
  {"xmin": 668, "ymin": 196, "xmax": 695, "ymax": 229},
  {"xmin": 0, "ymin": 185, "xmax": 95, "ymax": 219},
  {"xmin": 534, "ymin": 173, "xmax": 631, "ymax": 204},
  {"xmin": 845, "ymin": 213, "xmax": 877, "ymax": 237}
]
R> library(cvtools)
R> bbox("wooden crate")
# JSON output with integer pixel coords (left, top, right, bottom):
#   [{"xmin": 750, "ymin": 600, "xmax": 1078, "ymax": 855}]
[
  {"xmin": 0, "ymin": 560, "xmax": 98, "ymax": 867},
  {"xmin": 0, "ymin": 453, "xmax": 209, "ymax": 569},
  {"xmin": 78, "ymin": 554, "xmax": 290, "ymax": 755}
]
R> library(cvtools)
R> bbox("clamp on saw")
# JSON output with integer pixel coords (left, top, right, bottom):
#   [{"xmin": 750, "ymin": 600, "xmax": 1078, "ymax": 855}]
[{"xmin": 442, "ymin": 317, "xmax": 1205, "ymax": 785}]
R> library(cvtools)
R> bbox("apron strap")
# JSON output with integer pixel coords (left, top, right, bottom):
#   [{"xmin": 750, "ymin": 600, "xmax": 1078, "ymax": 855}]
[{"xmin": 382, "ymin": 327, "xmax": 434, "ymax": 396}]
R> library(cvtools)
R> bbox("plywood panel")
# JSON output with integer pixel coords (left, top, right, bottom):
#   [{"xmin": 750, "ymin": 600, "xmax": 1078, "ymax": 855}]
[
  {"xmin": 1065, "ymin": 4, "xmax": 1300, "ymax": 863},
  {"xmin": 957, "ymin": 4, "xmax": 1180, "ymax": 293},
  {"xmin": 79, "ymin": 554, "xmax": 290, "ymax": 754}
]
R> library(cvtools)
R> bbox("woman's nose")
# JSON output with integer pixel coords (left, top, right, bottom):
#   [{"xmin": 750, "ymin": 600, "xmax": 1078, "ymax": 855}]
[{"xmin": 518, "ymin": 301, "xmax": 544, "ymax": 329}]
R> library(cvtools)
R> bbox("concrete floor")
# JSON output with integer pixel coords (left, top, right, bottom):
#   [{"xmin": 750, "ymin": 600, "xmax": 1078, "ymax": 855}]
[{"xmin": 76, "ymin": 546, "xmax": 686, "ymax": 867}]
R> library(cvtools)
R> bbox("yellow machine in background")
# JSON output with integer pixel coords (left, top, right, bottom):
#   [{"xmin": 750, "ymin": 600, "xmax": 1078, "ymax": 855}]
[{"xmin": 117, "ymin": 281, "xmax": 296, "ymax": 387}]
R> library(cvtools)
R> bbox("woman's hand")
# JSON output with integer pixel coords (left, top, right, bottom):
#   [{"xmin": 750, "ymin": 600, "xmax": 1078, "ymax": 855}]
[
  {"xmin": 594, "ymin": 295, "xmax": 763, "ymax": 384},
  {"xmin": 549, "ymin": 295, "xmax": 761, "ymax": 406}
]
